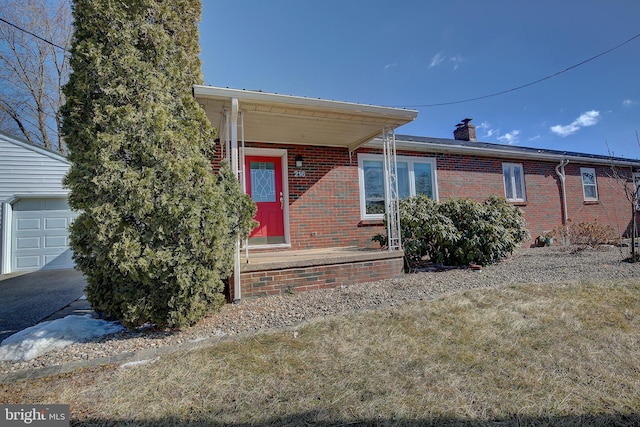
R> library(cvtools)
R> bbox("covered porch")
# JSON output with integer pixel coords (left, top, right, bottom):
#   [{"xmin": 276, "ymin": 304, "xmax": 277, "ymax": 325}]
[{"xmin": 194, "ymin": 85, "xmax": 417, "ymax": 301}]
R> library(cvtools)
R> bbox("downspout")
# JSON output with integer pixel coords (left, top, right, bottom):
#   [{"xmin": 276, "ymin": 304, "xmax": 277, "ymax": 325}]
[
  {"xmin": 231, "ymin": 98, "xmax": 239, "ymax": 177},
  {"xmin": 555, "ymin": 159, "xmax": 569, "ymax": 227},
  {"xmin": 631, "ymin": 166, "xmax": 637, "ymax": 261},
  {"xmin": 224, "ymin": 110, "xmax": 230, "ymax": 162},
  {"xmin": 231, "ymin": 98, "xmax": 241, "ymax": 303}
]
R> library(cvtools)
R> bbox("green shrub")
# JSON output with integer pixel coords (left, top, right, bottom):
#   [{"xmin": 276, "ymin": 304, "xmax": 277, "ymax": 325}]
[
  {"xmin": 372, "ymin": 195, "xmax": 459, "ymax": 265},
  {"xmin": 374, "ymin": 195, "xmax": 529, "ymax": 267}
]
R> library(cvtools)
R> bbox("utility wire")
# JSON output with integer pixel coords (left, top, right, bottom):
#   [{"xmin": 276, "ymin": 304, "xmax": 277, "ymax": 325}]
[
  {"xmin": 399, "ymin": 31, "xmax": 640, "ymax": 108},
  {"xmin": 2, "ymin": 14, "xmax": 639, "ymax": 109},
  {"xmin": 0, "ymin": 17, "xmax": 68, "ymax": 52}
]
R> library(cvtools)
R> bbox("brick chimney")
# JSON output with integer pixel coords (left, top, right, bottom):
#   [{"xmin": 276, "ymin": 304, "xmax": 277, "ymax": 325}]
[{"xmin": 453, "ymin": 118, "xmax": 476, "ymax": 142}]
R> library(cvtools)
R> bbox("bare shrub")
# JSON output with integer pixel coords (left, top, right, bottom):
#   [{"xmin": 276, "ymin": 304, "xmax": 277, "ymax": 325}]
[{"xmin": 551, "ymin": 219, "xmax": 621, "ymax": 248}]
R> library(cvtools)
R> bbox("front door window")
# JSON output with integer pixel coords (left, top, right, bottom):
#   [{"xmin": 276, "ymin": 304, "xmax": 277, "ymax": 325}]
[{"xmin": 250, "ymin": 162, "xmax": 276, "ymax": 202}]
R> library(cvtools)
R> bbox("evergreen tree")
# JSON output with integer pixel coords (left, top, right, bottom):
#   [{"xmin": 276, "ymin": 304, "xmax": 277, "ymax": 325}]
[{"xmin": 61, "ymin": 0, "xmax": 255, "ymax": 328}]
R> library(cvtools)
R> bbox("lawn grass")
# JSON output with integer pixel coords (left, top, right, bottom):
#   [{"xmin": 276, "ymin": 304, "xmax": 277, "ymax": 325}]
[{"xmin": 2, "ymin": 278, "xmax": 640, "ymax": 426}]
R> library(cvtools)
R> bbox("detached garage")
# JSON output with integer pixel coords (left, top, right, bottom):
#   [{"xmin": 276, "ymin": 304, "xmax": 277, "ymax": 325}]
[{"xmin": 0, "ymin": 131, "xmax": 77, "ymax": 274}]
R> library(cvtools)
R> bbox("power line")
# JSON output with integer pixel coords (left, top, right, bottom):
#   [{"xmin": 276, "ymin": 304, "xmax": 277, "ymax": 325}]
[
  {"xmin": 2, "ymin": 13, "xmax": 638, "ymax": 110},
  {"xmin": 0, "ymin": 17, "xmax": 68, "ymax": 52},
  {"xmin": 398, "ymin": 31, "xmax": 640, "ymax": 108}
]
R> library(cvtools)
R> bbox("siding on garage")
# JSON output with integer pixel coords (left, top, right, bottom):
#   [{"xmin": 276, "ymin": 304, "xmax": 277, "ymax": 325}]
[{"xmin": 0, "ymin": 131, "xmax": 72, "ymax": 273}]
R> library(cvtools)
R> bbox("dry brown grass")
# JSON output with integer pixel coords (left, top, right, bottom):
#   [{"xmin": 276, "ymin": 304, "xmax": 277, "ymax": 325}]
[{"xmin": 2, "ymin": 279, "xmax": 640, "ymax": 426}]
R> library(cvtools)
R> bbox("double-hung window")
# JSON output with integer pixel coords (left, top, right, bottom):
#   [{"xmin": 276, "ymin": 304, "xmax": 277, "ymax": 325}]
[
  {"xmin": 358, "ymin": 154, "xmax": 437, "ymax": 220},
  {"xmin": 502, "ymin": 163, "xmax": 526, "ymax": 202},
  {"xmin": 580, "ymin": 167, "xmax": 598, "ymax": 201}
]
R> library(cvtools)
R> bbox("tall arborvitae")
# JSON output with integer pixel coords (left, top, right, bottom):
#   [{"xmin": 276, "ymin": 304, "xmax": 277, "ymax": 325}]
[{"xmin": 61, "ymin": 0, "xmax": 255, "ymax": 328}]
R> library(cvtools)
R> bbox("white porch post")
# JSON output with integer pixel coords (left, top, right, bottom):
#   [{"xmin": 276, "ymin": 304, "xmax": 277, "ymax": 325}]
[
  {"xmin": 383, "ymin": 128, "xmax": 402, "ymax": 251},
  {"xmin": 231, "ymin": 98, "xmax": 242, "ymax": 303}
]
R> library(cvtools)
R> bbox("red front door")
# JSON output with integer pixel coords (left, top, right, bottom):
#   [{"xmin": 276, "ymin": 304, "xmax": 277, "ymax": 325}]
[{"xmin": 245, "ymin": 155, "xmax": 285, "ymax": 245}]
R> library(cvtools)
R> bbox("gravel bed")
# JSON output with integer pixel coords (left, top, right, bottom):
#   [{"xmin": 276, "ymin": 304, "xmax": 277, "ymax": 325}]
[{"xmin": 1, "ymin": 245, "xmax": 638, "ymax": 374}]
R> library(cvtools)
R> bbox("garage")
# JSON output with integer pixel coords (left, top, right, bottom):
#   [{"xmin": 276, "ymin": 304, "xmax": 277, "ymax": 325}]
[
  {"xmin": 1, "ymin": 130, "xmax": 74, "ymax": 274},
  {"xmin": 11, "ymin": 198, "xmax": 78, "ymax": 272}
]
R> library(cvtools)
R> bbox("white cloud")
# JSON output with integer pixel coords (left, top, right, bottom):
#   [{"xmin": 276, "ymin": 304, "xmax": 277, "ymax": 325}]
[
  {"xmin": 477, "ymin": 121, "xmax": 496, "ymax": 138},
  {"xmin": 574, "ymin": 110, "xmax": 600, "ymax": 126},
  {"xmin": 550, "ymin": 110, "xmax": 600, "ymax": 137},
  {"xmin": 384, "ymin": 63, "xmax": 397, "ymax": 71},
  {"xmin": 528, "ymin": 135, "xmax": 541, "ymax": 142},
  {"xmin": 449, "ymin": 54, "xmax": 464, "ymax": 70},
  {"xmin": 430, "ymin": 52, "xmax": 463, "ymax": 69},
  {"xmin": 550, "ymin": 123, "xmax": 580, "ymax": 137},
  {"xmin": 429, "ymin": 52, "xmax": 446, "ymax": 68},
  {"xmin": 477, "ymin": 122, "xmax": 520, "ymax": 144},
  {"xmin": 497, "ymin": 130, "xmax": 521, "ymax": 145},
  {"xmin": 623, "ymin": 99, "xmax": 635, "ymax": 106}
]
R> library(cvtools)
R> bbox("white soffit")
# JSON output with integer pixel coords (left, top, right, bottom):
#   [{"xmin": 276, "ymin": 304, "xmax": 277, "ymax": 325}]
[{"xmin": 193, "ymin": 85, "xmax": 418, "ymax": 152}]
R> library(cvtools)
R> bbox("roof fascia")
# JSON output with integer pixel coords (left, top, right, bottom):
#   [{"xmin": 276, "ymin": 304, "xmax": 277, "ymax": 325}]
[
  {"xmin": 0, "ymin": 129, "xmax": 69, "ymax": 164},
  {"xmin": 367, "ymin": 138, "xmax": 640, "ymax": 168},
  {"xmin": 193, "ymin": 85, "xmax": 418, "ymax": 122}
]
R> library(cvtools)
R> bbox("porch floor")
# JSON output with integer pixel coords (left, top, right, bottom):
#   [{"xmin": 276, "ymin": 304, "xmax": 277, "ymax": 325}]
[{"xmin": 240, "ymin": 246, "xmax": 404, "ymax": 273}]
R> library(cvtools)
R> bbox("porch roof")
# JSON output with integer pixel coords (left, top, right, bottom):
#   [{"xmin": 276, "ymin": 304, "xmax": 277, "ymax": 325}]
[{"xmin": 193, "ymin": 85, "xmax": 418, "ymax": 152}]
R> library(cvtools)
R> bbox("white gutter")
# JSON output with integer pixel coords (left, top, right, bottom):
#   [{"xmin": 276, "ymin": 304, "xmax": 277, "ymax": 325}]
[
  {"xmin": 369, "ymin": 138, "xmax": 640, "ymax": 168},
  {"xmin": 194, "ymin": 85, "xmax": 418, "ymax": 122},
  {"xmin": 555, "ymin": 159, "xmax": 570, "ymax": 226}
]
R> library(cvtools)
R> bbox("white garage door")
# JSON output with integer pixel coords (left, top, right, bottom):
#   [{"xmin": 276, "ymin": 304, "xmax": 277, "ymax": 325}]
[{"xmin": 11, "ymin": 198, "xmax": 78, "ymax": 271}]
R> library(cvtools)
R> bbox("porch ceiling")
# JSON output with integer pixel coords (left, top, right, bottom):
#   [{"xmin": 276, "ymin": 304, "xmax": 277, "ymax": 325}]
[{"xmin": 194, "ymin": 85, "xmax": 418, "ymax": 152}]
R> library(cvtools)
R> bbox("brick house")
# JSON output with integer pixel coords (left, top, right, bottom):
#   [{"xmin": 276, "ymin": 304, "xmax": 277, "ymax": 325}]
[
  {"xmin": 194, "ymin": 85, "xmax": 640, "ymax": 300},
  {"xmin": 377, "ymin": 124, "xmax": 640, "ymax": 243}
]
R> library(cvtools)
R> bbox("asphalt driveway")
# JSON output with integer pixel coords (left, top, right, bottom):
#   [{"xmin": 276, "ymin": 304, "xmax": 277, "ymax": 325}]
[{"xmin": 0, "ymin": 269, "xmax": 87, "ymax": 341}]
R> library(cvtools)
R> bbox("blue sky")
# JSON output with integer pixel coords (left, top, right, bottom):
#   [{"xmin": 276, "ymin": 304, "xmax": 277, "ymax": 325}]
[{"xmin": 199, "ymin": 1, "xmax": 640, "ymax": 158}]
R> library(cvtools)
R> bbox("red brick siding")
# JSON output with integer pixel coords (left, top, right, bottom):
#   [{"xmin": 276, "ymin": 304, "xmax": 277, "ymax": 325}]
[
  {"xmin": 213, "ymin": 142, "xmax": 637, "ymax": 250},
  {"xmin": 234, "ymin": 256, "xmax": 404, "ymax": 299},
  {"xmin": 435, "ymin": 154, "xmax": 567, "ymax": 238},
  {"xmin": 212, "ymin": 142, "xmax": 385, "ymax": 249},
  {"xmin": 355, "ymin": 148, "xmax": 637, "ymax": 243},
  {"xmin": 437, "ymin": 155, "xmax": 636, "ymax": 239},
  {"xmin": 562, "ymin": 164, "xmax": 637, "ymax": 237}
]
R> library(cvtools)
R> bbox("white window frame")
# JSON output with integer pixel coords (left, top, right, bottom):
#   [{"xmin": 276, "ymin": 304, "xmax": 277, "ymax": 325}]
[
  {"xmin": 357, "ymin": 153, "xmax": 438, "ymax": 220},
  {"xmin": 502, "ymin": 163, "xmax": 526, "ymax": 202},
  {"xmin": 580, "ymin": 167, "xmax": 599, "ymax": 201}
]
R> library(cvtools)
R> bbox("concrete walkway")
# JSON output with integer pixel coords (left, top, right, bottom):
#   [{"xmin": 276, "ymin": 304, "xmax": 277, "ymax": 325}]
[{"xmin": 0, "ymin": 269, "xmax": 89, "ymax": 341}]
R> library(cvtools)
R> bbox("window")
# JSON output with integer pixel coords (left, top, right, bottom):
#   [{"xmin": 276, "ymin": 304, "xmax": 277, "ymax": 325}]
[
  {"xmin": 502, "ymin": 163, "xmax": 526, "ymax": 202},
  {"xmin": 358, "ymin": 154, "xmax": 438, "ymax": 219},
  {"xmin": 580, "ymin": 167, "xmax": 598, "ymax": 201}
]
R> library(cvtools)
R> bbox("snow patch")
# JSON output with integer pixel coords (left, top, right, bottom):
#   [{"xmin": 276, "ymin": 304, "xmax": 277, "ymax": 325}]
[{"xmin": 0, "ymin": 315, "xmax": 124, "ymax": 362}]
